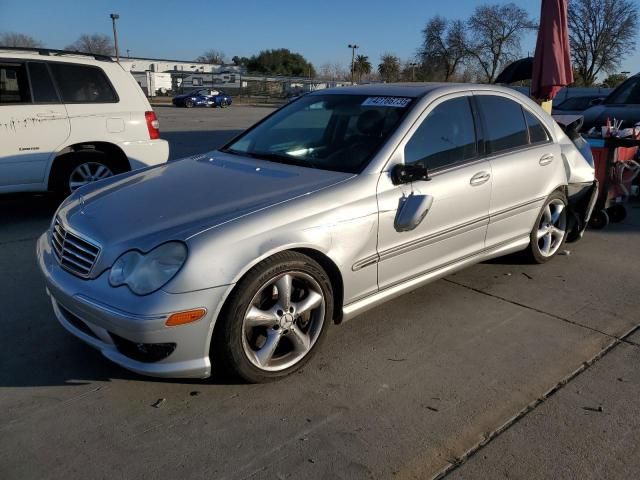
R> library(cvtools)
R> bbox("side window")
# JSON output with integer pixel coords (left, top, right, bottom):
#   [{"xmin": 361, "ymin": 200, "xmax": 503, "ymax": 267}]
[
  {"xmin": 49, "ymin": 63, "xmax": 117, "ymax": 103},
  {"xmin": 404, "ymin": 97, "xmax": 477, "ymax": 170},
  {"xmin": 477, "ymin": 95, "xmax": 528, "ymax": 153},
  {"xmin": 28, "ymin": 62, "xmax": 60, "ymax": 103},
  {"xmin": 0, "ymin": 63, "xmax": 31, "ymax": 104},
  {"xmin": 523, "ymin": 109, "xmax": 549, "ymax": 144}
]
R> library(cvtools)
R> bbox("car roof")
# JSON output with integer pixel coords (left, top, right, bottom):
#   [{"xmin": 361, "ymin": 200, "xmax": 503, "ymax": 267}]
[{"xmin": 309, "ymin": 82, "xmax": 524, "ymax": 99}]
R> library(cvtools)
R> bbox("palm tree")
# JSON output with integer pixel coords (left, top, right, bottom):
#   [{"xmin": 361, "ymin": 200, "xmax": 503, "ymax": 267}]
[{"xmin": 353, "ymin": 55, "xmax": 372, "ymax": 83}]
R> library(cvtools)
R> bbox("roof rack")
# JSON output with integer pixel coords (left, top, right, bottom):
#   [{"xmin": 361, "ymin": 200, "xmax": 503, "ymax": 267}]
[{"xmin": 0, "ymin": 46, "xmax": 114, "ymax": 62}]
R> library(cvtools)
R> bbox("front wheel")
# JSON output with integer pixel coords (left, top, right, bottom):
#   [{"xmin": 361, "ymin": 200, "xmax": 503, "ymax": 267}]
[
  {"xmin": 213, "ymin": 252, "xmax": 333, "ymax": 383},
  {"xmin": 50, "ymin": 151, "xmax": 116, "ymax": 196},
  {"xmin": 526, "ymin": 191, "xmax": 568, "ymax": 263}
]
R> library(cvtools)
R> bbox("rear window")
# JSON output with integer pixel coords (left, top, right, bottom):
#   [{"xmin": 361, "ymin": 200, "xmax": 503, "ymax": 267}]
[
  {"xmin": 49, "ymin": 63, "xmax": 117, "ymax": 103},
  {"xmin": 0, "ymin": 63, "xmax": 31, "ymax": 104},
  {"xmin": 605, "ymin": 76, "xmax": 640, "ymax": 105},
  {"xmin": 477, "ymin": 95, "xmax": 529, "ymax": 153},
  {"xmin": 28, "ymin": 62, "xmax": 60, "ymax": 103}
]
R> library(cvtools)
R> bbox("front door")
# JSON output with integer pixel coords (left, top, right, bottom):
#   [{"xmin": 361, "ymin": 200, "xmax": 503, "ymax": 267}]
[
  {"xmin": 376, "ymin": 93, "xmax": 492, "ymax": 289},
  {"xmin": 0, "ymin": 61, "xmax": 70, "ymax": 189}
]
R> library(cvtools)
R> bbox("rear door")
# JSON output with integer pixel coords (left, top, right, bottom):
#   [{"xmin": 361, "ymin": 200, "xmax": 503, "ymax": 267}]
[
  {"xmin": 376, "ymin": 93, "xmax": 492, "ymax": 289},
  {"xmin": 0, "ymin": 61, "xmax": 70, "ymax": 189},
  {"xmin": 474, "ymin": 92, "xmax": 562, "ymax": 248}
]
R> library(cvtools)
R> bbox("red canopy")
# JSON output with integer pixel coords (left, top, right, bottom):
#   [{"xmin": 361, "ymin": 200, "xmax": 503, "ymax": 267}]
[{"xmin": 531, "ymin": 0, "xmax": 573, "ymax": 100}]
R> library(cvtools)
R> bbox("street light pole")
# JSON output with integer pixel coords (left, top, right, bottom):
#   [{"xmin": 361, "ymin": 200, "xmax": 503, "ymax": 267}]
[
  {"xmin": 110, "ymin": 13, "xmax": 120, "ymax": 62},
  {"xmin": 348, "ymin": 44, "xmax": 359, "ymax": 85},
  {"xmin": 409, "ymin": 62, "xmax": 418, "ymax": 82}
]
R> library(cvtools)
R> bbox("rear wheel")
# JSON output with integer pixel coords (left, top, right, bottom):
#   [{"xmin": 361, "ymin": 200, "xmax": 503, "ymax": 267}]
[
  {"xmin": 219, "ymin": 99, "xmax": 228, "ymax": 108},
  {"xmin": 50, "ymin": 151, "xmax": 118, "ymax": 196},
  {"xmin": 185, "ymin": 99, "xmax": 194, "ymax": 108},
  {"xmin": 526, "ymin": 191, "xmax": 568, "ymax": 263},
  {"xmin": 213, "ymin": 251, "xmax": 333, "ymax": 383}
]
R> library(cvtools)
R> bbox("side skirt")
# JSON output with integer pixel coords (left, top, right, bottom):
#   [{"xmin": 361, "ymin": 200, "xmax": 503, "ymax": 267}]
[{"xmin": 341, "ymin": 235, "xmax": 530, "ymax": 322}]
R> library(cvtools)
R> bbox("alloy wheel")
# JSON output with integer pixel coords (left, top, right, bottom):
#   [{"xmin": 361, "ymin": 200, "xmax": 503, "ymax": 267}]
[
  {"xmin": 536, "ymin": 198, "xmax": 567, "ymax": 257},
  {"xmin": 68, "ymin": 162, "xmax": 113, "ymax": 192},
  {"xmin": 241, "ymin": 271, "xmax": 325, "ymax": 372}
]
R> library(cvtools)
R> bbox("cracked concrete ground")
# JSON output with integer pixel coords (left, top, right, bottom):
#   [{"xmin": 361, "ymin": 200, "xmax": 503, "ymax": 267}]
[{"xmin": 1, "ymin": 106, "xmax": 639, "ymax": 480}]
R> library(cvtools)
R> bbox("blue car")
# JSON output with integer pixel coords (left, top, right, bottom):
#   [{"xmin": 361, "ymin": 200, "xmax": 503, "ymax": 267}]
[{"xmin": 172, "ymin": 89, "xmax": 232, "ymax": 108}]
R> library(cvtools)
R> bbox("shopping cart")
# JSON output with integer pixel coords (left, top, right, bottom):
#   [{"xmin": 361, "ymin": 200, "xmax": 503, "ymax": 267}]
[{"xmin": 587, "ymin": 136, "xmax": 640, "ymax": 228}]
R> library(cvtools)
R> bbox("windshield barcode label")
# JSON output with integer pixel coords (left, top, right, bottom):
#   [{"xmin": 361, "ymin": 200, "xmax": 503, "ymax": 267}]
[{"xmin": 362, "ymin": 97, "xmax": 411, "ymax": 108}]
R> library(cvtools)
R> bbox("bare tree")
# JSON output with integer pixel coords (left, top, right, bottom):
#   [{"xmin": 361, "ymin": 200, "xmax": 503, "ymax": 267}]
[
  {"xmin": 378, "ymin": 53, "xmax": 401, "ymax": 83},
  {"xmin": 197, "ymin": 49, "xmax": 226, "ymax": 64},
  {"xmin": 420, "ymin": 17, "xmax": 468, "ymax": 81},
  {"xmin": 65, "ymin": 34, "xmax": 114, "ymax": 55},
  {"xmin": 318, "ymin": 63, "xmax": 349, "ymax": 81},
  {"xmin": 0, "ymin": 32, "xmax": 42, "ymax": 47},
  {"xmin": 568, "ymin": 0, "xmax": 638, "ymax": 86},
  {"xmin": 467, "ymin": 3, "xmax": 535, "ymax": 82}
]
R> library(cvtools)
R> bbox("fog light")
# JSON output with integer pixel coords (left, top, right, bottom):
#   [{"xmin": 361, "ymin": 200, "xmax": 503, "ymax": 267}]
[{"xmin": 165, "ymin": 308, "xmax": 207, "ymax": 327}]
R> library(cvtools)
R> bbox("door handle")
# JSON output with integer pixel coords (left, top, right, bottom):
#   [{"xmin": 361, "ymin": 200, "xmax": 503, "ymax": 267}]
[
  {"xmin": 539, "ymin": 153, "xmax": 554, "ymax": 166},
  {"xmin": 470, "ymin": 171, "xmax": 491, "ymax": 186}
]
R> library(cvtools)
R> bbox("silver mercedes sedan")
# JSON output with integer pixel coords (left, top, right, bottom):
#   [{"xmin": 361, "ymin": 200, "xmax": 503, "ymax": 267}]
[{"xmin": 37, "ymin": 84, "xmax": 597, "ymax": 382}]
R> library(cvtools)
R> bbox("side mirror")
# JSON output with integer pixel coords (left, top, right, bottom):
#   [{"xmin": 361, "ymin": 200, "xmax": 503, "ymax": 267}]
[
  {"xmin": 589, "ymin": 97, "xmax": 604, "ymax": 106},
  {"xmin": 391, "ymin": 163, "xmax": 430, "ymax": 185}
]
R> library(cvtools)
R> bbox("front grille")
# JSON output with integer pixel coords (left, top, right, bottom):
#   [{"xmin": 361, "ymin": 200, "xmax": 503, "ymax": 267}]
[{"xmin": 51, "ymin": 217, "xmax": 101, "ymax": 278}]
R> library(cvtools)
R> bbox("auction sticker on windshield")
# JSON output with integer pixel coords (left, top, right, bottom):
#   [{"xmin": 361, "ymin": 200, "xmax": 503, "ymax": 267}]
[{"xmin": 362, "ymin": 97, "xmax": 412, "ymax": 108}]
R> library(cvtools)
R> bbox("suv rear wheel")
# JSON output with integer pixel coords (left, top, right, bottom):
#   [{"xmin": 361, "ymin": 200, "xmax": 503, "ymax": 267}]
[{"xmin": 51, "ymin": 150, "xmax": 119, "ymax": 196}]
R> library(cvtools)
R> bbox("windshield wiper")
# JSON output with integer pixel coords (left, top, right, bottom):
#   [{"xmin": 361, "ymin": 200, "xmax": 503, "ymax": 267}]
[{"xmin": 222, "ymin": 149, "xmax": 318, "ymax": 169}]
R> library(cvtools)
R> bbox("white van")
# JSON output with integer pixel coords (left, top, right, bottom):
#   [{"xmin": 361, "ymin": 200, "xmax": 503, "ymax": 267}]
[{"xmin": 0, "ymin": 47, "xmax": 169, "ymax": 195}]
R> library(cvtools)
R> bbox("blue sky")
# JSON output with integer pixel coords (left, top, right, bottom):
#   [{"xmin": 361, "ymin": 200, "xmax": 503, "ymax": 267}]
[{"xmin": 1, "ymin": 0, "xmax": 637, "ymax": 74}]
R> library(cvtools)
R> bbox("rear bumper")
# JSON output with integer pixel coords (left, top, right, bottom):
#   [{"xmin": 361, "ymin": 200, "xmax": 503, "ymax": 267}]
[
  {"xmin": 37, "ymin": 232, "xmax": 229, "ymax": 378},
  {"xmin": 119, "ymin": 139, "xmax": 169, "ymax": 169}
]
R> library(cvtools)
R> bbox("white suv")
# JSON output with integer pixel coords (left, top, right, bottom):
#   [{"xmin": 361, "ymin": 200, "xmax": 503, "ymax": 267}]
[{"xmin": 0, "ymin": 47, "xmax": 169, "ymax": 195}]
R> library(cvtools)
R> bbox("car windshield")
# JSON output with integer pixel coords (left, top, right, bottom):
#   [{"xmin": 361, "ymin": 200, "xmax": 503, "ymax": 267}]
[
  {"xmin": 605, "ymin": 76, "xmax": 640, "ymax": 105},
  {"xmin": 222, "ymin": 94, "xmax": 414, "ymax": 173}
]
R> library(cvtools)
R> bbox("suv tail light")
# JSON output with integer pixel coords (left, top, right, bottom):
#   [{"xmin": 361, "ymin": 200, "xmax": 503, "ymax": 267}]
[{"xmin": 145, "ymin": 111, "xmax": 160, "ymax": 139}]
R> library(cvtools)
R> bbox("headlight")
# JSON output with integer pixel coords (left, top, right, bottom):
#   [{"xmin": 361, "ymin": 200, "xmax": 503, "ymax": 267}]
[{"xmin": 109, "ymin": 242, "xmax": 187, "ymax": 295}]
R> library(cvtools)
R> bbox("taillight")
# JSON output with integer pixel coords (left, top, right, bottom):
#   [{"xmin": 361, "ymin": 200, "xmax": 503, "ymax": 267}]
[{"xmin": 145, "ymin": 111, "xmax": 160, "ymax": 139}]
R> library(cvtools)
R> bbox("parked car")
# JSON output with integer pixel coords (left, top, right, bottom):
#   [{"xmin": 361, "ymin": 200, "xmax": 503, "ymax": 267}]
[
  {"xmin": 0, "ymin": 47, "xmax": 169, "ymax": 195},
  {"xmin": 37, "ymin": 84, "xmax": 596, "ymax": 382},
  {"xmin": 551, "ymin": 95, "xmax": 604, "ymax": 115},
  {"xmin": 172, "ymin": 89, "xmax": 232, "ymax": 108},
  {"xmin": 582, "ymin": 73, "xmax": 640, "ymax": 131}
]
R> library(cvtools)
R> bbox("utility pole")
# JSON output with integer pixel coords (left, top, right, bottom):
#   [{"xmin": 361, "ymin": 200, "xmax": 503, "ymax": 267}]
[
  {"xmin": 409, "ymin": 62, "xmax": 418, "ymax": 81},
  {"xmin": 110, "ymin": 13, "xmax": 120, "ymax": 62},
  {"xmin": 348, "ymin": 44, "xmax": 359, "ymax": 85}
]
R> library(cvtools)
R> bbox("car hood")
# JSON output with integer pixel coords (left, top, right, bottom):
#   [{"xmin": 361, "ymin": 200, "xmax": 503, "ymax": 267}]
[{"xmin": 57, "ymin": 153, "xmax": 353, "ymax": 276}]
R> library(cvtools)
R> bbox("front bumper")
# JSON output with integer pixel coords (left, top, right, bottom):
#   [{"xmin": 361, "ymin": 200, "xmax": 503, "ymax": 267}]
[
  {"xmin": 37, "ymin": 232, "xmax": 229, "ymax": 378},
  {"xmin": 119, "ymin": 139, "xmax": 170, "ymax": 170}
]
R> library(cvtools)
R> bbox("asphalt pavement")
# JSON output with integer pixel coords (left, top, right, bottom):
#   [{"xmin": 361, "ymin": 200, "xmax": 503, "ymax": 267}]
[{"xmin": 1, "ymin": 106, "xmax": 639, "ymax": 480}]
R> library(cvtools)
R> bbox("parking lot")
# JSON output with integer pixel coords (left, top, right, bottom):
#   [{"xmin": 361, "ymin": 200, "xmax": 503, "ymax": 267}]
[{"xmin": 1, "ymin": 105, "xmax": 640, "ymax": 479}]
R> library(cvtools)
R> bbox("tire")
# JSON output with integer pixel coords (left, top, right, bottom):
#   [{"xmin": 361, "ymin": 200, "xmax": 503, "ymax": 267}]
[
  {"xmin": 606, "ymin": 204, "xmax": 627, "ymax": 223},
  {"xmin": 50, "ymin": 150, "xmax": 118, "ymax": 196},
  {"xmin": 212, "ymin": 251, "xmax": 333, "ymax": 383},
  {"xmin": 185, "ymin": 100, "xmax": 194, "ymax": 108},
  {"xmin": 589, "ymin": 209, "xmax": 609, "ymax": 229},
  {"xmin": 525, "ymin": 191, "xmax": 569, "ymax": 264},
  {"xmin": 565, "ymin": 209, "xmax": 583, "ymax": 243},
  {"xmin": 219, "ymin": 99, "xmax": 228, "ymax": 108}
]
